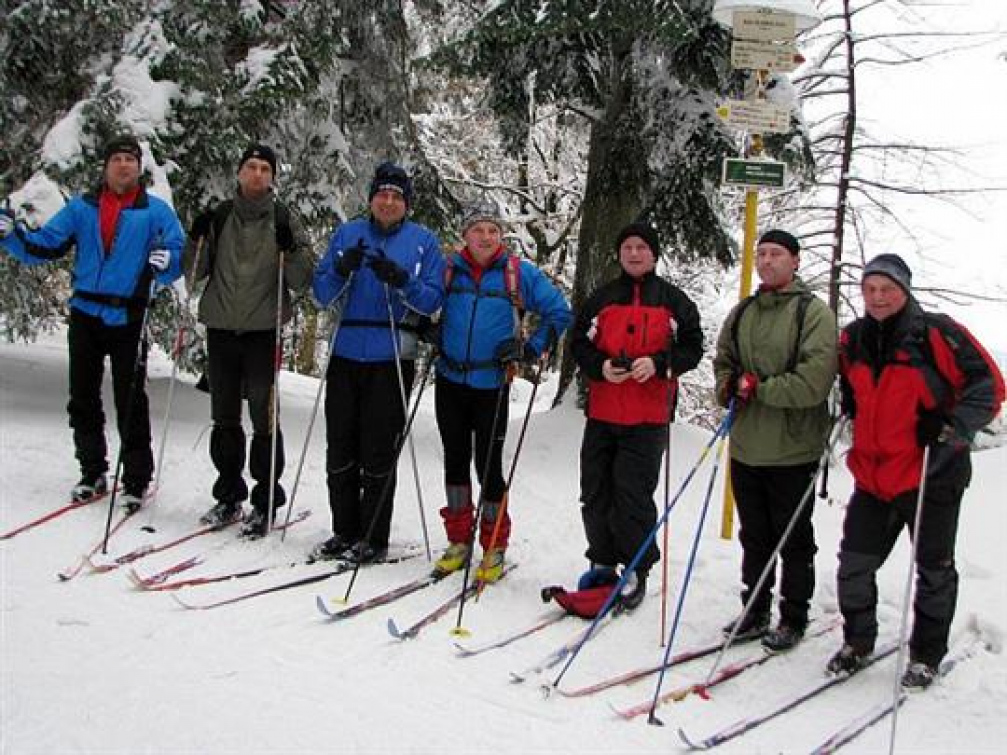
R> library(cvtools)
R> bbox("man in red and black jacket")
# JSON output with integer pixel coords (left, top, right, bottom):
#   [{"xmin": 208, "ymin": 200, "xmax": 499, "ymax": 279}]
[
  {"xmin": 828, "ymin": 253, "xmax": 1004, "ymax": 689},
  {"xmin": 570, "ymin": 222, "xmax": 703, "ymax": 611}
]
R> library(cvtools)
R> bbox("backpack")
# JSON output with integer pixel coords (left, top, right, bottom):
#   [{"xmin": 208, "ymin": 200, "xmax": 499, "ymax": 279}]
[
  {"xmin": 731, "ymin": 291, "xmax": 814, "ymax": 374},
  {"xmin": 444, "ymin": 253, "xmax": 525, "ymax": 313}
]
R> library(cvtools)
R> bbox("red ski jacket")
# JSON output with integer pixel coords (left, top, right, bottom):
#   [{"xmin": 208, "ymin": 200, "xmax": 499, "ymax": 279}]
[
  {"xmin": 839, "ymin": 302, "xmax": 1004, "ymax": 501},
  {"xmin": 571, "ymin": 271, "xmax": 703, "ymax": 425}
]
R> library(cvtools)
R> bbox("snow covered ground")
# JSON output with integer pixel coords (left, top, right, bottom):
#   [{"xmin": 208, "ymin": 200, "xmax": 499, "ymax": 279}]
[{"xmin": 1, "ymin": 333, "xmax": 1005, "ymax": 754}]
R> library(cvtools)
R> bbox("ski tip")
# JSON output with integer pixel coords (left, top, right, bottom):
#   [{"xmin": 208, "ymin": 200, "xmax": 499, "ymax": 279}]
[
  {"xmin": 452, "ymin": 642, "xmax": 473, "ymax": 657},
  {"xmin": 449, "ymin": 626, "xmax": 471, "ymax": 638},
  {"xmin": 508, "ymin": 671, "xmax": 525, "ymax": 684},
  {"xmin": 677, "ymin": 727, "xmax": 704, "ymax": 750},
  {"xmin": 387, "ymin": 617, "xmax": 404, "ymax": 639}
]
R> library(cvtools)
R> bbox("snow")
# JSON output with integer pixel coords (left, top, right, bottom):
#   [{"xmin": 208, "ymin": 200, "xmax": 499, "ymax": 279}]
[{"xmin": 2, "ymin": 333, "xmax": 1005, "ymax": 754}]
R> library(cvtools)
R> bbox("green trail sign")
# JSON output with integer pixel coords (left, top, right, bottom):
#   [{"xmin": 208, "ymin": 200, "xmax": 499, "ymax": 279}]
[{"xmin": 722, "ymin": 158, "xmax": 786, "ymax": 189}]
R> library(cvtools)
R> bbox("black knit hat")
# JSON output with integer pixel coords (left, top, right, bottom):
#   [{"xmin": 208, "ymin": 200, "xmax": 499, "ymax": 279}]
[
  {"xmin": 758, "ymin": 229, "xmax": 800, "ymax": 255},
  {"xmin": 863, "ymin": 253, "xmax": 912, "ymax": 294},
  {"xmin": 369, "ymin": 162, "xmax": 414, "ymax": 208},
  {"xmin": 103, "ymin": 135, "xmax": 142, "ymax": 168},
  {"xmin": 239, "ymin": 143, "xmax": 277, "ymax": 175},
  {"xmin": 615, "ymin": 223, "xmax": 660, "ymax": 260}
]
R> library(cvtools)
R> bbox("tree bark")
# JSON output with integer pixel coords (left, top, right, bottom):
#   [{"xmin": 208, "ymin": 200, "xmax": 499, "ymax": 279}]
[{"xmin": 557, "ymin": 43, "xmax": 649, "ymax": 403}]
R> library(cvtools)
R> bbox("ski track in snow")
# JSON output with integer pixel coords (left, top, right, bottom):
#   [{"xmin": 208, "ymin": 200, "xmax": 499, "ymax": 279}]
[{"xmin": 2, "ymin": 334, "xmax": 1005, "ymax": 754}]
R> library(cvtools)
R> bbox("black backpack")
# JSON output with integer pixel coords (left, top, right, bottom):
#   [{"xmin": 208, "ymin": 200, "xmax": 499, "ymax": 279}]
[{"xmin": 205, "ymin": 199, "xmax": 293, "ymax": 276}]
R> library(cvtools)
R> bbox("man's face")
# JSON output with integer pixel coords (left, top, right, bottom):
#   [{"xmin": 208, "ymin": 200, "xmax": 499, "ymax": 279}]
[
  {"xmin": 237, "ymin": 157, "xmax": 274, "ymax": 198},
  {"xmin": 862, "ymin": 274, "xmax": 908, "ymax": 321},
  {"xmin": 104, "ymin": 153, "xmax": 141, "ymax": 194},
  {"xmin": 370, "ymin": 189, "xmax": 407, "ymax": 230},
  {"xmin": 756, "ymin": 241, "xmax": 798, "ymax": 289},
  {"xmin": 463, "ymin": 221, "xmax": 503, "ymax": 264},
  {"xmin": 618, "ymin": 236, "xmax": 656, "ymax": 278}
]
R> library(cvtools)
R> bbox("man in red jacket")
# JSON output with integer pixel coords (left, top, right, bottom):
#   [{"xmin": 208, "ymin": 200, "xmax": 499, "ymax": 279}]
[
  {"xmin": 570, "ymin": 223, "xmax": 703, "ymax": 611},
  {"xmin": 828, "ymin": 253, "xmax": 1004, "ymax": 689}
]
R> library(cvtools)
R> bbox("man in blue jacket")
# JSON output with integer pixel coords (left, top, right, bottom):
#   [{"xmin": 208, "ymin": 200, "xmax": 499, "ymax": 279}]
[
  {"xmin": 312, "ymin": 162, "xmax": 445, "ymax": 562},
  {"xmin": 432, "ymin": 200, "xmax": 571, "ymax": 582},
  {"xmin": 0, "ymin": 135, "xmax": 184, "ymax": 510}
]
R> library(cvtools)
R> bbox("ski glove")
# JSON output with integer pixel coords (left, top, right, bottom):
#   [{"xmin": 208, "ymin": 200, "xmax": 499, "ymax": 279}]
[
  {"xmin": 190, "ymin": 209, "xmax": 214, "ymax": 241},
  {"xmin": 736, "ymin": 372, "xmax": 759, "ymax": 405},
  {"xmin": 335, "ymin": 240, "xmax": 366, "ymax": 277},
  {"xmin": 494, "ymin": 338, "xmax": 536, "ymax": 367},
  {"xmin": 148, "ymin": 248, "xmax": 171, "ymax": 272},
  {"xmin": 276, "ymin": 222, "xmax": 294, "ymax": 253},
  {"xmin": 0, "ymin": 209, "xmax": 14, "ymax": 239},
  {"xmin": 840, "ymin": 378, "xmax": 856, "ymax": 419},
  {"xmin": 368, "ymin": 257, "xmax": 409, "ymax": 288},
  {"xmin": 916, "ymin": 407, "xmax": 946, "ymax": 448}
]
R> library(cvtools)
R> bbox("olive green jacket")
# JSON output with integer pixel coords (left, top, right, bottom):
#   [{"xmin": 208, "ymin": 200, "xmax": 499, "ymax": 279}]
[
  {"xmin": 185, "ymin": 191, "xmax": 315, "ymax": 331},
  {"xmin": 713, "ymin": 278, "xmax": 837, "ymax": 466}
]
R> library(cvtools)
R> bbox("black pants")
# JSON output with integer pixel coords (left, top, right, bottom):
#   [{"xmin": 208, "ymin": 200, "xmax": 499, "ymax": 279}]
[
  {"xmin": 837, "ymin": 453, "xmax": 971, "ymax": 667},
  {"xmin": 67, "ymin": 309, "xmax": 153, "ymax": 494},
  {"xmin": 579, "ymin": 419, "xmax": 666, "ymax": 575},
  {"xmin": 324, "ymin": 357, "xmax": 415, "ymax": 548},
  {"xmin": 731, "ymin": 458, "xmax": 819, "ymax": 628},
  {"xmin": 434, "ymin": 375, "xmax": 508, "ymax": 501},
  {"xmin": 206, "ymin": 329, "xmax": 285, "ymax": 510}
]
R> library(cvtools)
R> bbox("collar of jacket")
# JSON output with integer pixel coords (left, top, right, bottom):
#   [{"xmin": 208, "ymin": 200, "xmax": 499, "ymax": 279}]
[
  {"xmin": 618, "ymin": 269, "xmax": 659, "ymax": 285},
  {"xmin": 83, "ymin": 182, "xmax": 150, "ymax": 209},
  {"xmin": 368, "ymin": 215, "xmax": 406, "ymax": 236},
  {"xmin": 234, "ymin": 187, "xmax": 273, "ymax": 221},
  {"xmin": 861, "ymin": 297, "xmax": 920, "ymax": 360}
]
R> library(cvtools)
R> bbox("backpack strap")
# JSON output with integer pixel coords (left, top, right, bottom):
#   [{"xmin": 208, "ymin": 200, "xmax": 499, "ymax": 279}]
[
  {"xmin": 786, "ymin": 293, "xmax": 814, "ymax": 373},
  {"xmin": 205, "ymin": 199, "xmax": 293, "ymax": 278},
  {"xmin": 731, "ymin": 291, "xmax": 813, "ymax": 375}
]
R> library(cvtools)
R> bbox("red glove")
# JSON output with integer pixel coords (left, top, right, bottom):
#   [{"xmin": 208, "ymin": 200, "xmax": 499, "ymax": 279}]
[{"xmin": 736, "ymin": 372, "xmax": 759, "ymax": 405}]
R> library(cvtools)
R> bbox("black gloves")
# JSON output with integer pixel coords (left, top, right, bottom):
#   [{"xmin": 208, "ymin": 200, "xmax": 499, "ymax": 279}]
[
  {"xmin": 916, "ymin": 408, "xmax": 946, "ymax": 448},
  {"xmin": 335, "ymin": 240, "xmax": 367, "ymax": 277},
  {"xmin": 276, "ymin": 222, "xmax": 294, "ymax": 252},
  {"xmin": 495, "ymin": 338, "xmax": 537, "ymax": 366},
  {"xmin": 840, "ymin": 379, "xmax": 856, "ymax": 419},
  {"xmin": 368, "ymin": 256, "xmax": 409, "ymax": 288},
  {"xmin": 418, "ymin": 319, "xmax": 442, "ymax": 350},
  {"xmin": 190, "ymin": 209, "xmax": 214, "ymax": 241}
]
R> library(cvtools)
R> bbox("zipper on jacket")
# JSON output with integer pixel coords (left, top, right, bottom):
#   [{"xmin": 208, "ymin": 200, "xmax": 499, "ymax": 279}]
[{"xmin": 461, "ymin": 269, "xmax": 481, "ymax": 381}]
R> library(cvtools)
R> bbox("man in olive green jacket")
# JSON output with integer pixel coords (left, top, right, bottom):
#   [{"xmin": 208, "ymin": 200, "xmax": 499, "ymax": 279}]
[
  {"xmin": 713, "ymin": 229, "xmax": 837, "ymax": 652},
  {"xmin": 184, "ymin": 144, "xmax": 315, "ymax": 537}
]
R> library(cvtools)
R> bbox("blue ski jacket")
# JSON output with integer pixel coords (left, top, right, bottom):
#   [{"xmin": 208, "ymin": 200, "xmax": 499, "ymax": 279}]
[
  {"xmin": 437, "ymin": 250, "xmax": 572, "ymax": 390},
  {"xmin": 1, "ymin": 187, "xmax": 184, "ymax": 325},
  {"xmin": 313, "ymin": 216, "xmax": 445, "ymax": 361}
]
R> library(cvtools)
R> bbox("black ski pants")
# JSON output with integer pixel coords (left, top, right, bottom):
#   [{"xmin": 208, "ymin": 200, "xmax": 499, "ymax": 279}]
[
  {"xmin": 206, "ymin": 328, "xmax": 285, "ymax": 511},
  {"xmin": 67, "ymin": 309, "xmax": 153, "ymax": 494},
  {"xmin": 324, "ymin": 357, "xmax": 415, "ymax": 549},
  {"xmin": 731, "ymin": 458, "xmax": 819, "ymax": 628},
  {"xmin": 434, "ymin": 375, "xmax": 509, "ymax": 502},
  {"xmin": 837, "ymin": 452, "xmax": 971, "ymax": 667},
  {"xmin": 579, "ymin": 419, "xmax": 666, "ymax": 575}
]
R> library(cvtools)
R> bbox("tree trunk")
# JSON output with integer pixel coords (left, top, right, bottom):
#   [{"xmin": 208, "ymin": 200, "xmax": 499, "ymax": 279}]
[
  {"xmin": 556, "ymin": 43, "xmax": 649, "ymax": 404},
  {"xmin": 828, "ymin": 0, "xmax": 857, "ymax": 316}
]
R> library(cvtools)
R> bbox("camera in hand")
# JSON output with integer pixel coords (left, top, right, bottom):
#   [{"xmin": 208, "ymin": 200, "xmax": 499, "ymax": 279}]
[{"xmin": 611, "ymin": 354, "xmax": 633, "ymax": 371}]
